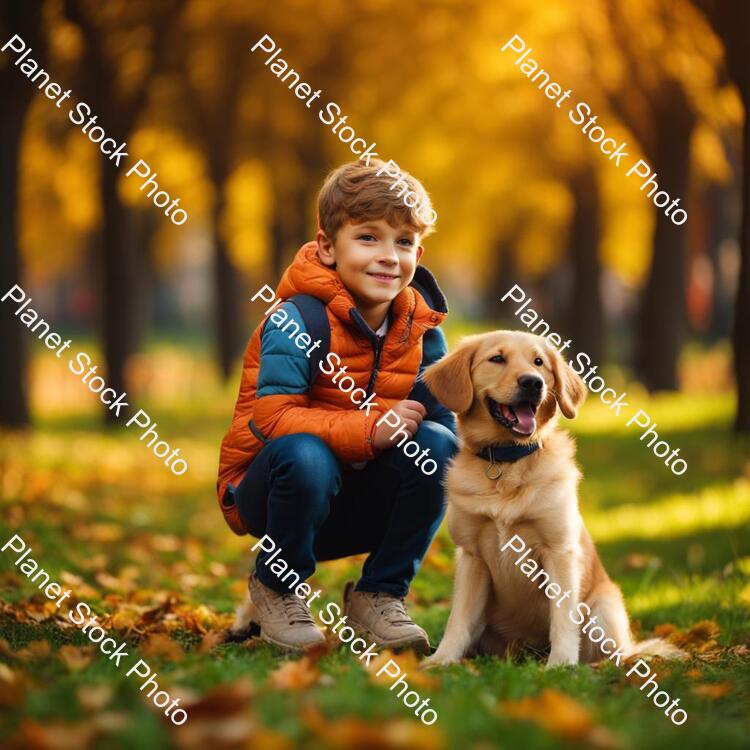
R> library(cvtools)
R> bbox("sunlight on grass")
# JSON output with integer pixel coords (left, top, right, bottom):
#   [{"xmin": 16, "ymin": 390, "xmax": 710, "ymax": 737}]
[
  {"xmin": 626, "ymin": 575, "xmax": 749, "ymax": 636},
  {"xmin": 587, "ymin": 479, "xmax": 750, "ymax": 542},
  {"xmin": 573, "ymin": 390, "xmax": 736, "ymax": 434}
]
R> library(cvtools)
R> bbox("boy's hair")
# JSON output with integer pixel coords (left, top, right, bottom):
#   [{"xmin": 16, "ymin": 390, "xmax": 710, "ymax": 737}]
[{"xmin": 317, "ymin": 160, "xmax": 435, "ymax": 241}]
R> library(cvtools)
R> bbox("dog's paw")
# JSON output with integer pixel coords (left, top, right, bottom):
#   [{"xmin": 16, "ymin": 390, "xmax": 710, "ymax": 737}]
[
  {"xmin": 421, "ymin": 653, "xmax": 458, "ymax": 670},
  {"xmin": 545, "ymin": 650, "xmax": 578, "ymax": 669}
]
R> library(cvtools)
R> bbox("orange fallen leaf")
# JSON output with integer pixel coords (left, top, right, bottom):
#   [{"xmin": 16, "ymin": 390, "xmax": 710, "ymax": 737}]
[
  {"xmin": 140, "ymin": 633, "xmax": 184, "ymax": 661},
  {"xmin": 303, "ymin": 706, "xmax": 444, "ymax": 750},
  {"xmin": 16, "ymin": 640, "xmax": 51, "ymax": 660},
  {"xmin": 0, "ymin": 663, "xmax": 26, "ymax": 707},
  {"xmin": 198, "ymin": 630, "xmax": 224, "ymax": 654},
  {"xmin": 652, "ymin": 623, "xmax": 677, "ymax": 638},
  {"xmin": 180, "ymin": 679, "xmax": 255, "ymax": 717},
  {"xmin": 691, "ymin": 682, "xmax": 733, "ymax": 699},
  {"xmin": 170, "ymin": 680, "xmax": 256, "ymax": 750},
  {"xmin": 670, "ymin": 620, "xmax": 721, "ymax": 653},
  {"xmin": 268, "ymin": 657, "xmax": 320, "ymax": 690},
  {"xmin": 14, "ymin": 718, "xmax": 98, "ymax": 750},
  {"xmin": 500, "ymin": 689, "xmax": 594, "ymax": 742},
  {"xmin": 369, "ymin": 650, "xmax": 438, "ymax": 690}
]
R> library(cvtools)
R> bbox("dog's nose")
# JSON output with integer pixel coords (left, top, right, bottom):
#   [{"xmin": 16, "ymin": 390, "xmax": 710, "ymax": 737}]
[{"xmin": 518, "ymin": 374, "xmax": 543, "ymax": 393}]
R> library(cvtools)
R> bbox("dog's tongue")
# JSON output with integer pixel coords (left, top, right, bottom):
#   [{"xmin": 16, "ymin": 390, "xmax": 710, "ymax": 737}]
[{"xmin": 512, "ymin": 403, "xmax": 536, "ymax": 435}]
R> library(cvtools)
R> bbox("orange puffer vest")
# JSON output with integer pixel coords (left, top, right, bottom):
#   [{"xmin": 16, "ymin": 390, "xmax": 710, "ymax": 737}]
[{"xmin": 217, "ymin": 242, "xmax": 447, "ymax": 535}]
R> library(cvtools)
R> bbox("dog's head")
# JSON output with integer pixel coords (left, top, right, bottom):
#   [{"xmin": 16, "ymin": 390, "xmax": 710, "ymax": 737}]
[{"xmin": 423, "ymin": 330, "xmax": 586, "ymax": 446}]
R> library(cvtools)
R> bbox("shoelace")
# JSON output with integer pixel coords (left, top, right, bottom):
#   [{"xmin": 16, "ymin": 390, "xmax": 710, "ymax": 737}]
[
  {"xmin": 374, "ymin": 594, "xmax": 412, "ymax": 626},
  {"xmin": 281, "ymin": 594, "xmax": 315, "ymax": 625}
]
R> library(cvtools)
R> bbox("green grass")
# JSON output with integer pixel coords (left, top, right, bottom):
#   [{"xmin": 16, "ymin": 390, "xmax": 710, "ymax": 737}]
[{"xmin": 1, "ymin": 343, "xmax": 749, "ymax": 749}]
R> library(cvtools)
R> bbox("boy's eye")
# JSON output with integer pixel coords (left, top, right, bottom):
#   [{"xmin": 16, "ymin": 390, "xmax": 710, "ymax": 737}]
[
  {"xmin": 398, "ymin": 238, "xmax": 414, "ymax": 247},
  {"xmin": 357, "ymin": 234, "xmax": 376, "ymax": 242},
  {"xmin": 489, "ymin": 354, "xmax": 505, "ymax": 364}
]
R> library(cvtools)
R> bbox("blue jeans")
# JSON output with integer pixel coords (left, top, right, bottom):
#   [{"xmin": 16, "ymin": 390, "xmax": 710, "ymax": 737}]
[{"xmin": 235, "ymin": 421, "xmax": 458, "ymax": 598}]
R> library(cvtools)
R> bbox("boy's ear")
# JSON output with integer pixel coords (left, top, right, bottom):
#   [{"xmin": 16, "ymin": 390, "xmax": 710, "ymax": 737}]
[
  {"xmin": 544, "ymin": 341, "xmax": 586, "ymax": 419},
  {"xmin": 416, "ymin": 245, "xmax": 424, "ymax": 263},
  {"xmin": 422, "ymin": 336, "xmax": 479, "ymax": 414},
  {"xmin": 316, "ymin": 229, "xmax": 336, "ymax": 267}
]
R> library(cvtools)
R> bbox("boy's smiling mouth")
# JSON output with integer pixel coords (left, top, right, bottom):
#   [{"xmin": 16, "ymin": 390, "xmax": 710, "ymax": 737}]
[{"xmin": 367, "ymin": 272, "xmax": 399, "ymax": 282}]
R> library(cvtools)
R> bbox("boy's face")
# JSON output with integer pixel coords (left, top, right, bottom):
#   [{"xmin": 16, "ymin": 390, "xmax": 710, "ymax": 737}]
[{"xmin": 317, "ymin": 219, "xmax": 424, "ymax": 309}]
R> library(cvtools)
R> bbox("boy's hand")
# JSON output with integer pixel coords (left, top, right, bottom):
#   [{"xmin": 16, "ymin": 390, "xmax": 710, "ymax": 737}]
[{"xmin": 373, "ymin": 400, "xmax": 426, "ymax": 452}]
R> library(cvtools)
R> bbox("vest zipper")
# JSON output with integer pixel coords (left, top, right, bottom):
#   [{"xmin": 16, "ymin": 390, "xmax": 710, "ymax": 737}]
[{"xmin": 365, "ymin": 335, "xmax": 384, "ymax": 397}]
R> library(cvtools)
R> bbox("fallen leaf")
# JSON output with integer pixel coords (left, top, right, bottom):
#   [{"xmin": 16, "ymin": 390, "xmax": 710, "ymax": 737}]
[
  {"xmin": 58, "ymin": 645, "xmax": 94, "ymax": 672},
  {"xmin": 16, "ymin": 640, "xmax": 51, "ymax": 660},
  {"xmin": 171, "ymin": 681, "xmax": 256, "ymax": 750},
  {"xmin": 500, "ymin": 689, "xmax": 596, "ymax": 742},
  {"xmin": 180, "ymin": 679, "xmax": 255, "ymax": 717},
  {"xmin": 652, "ymin": 623, "xmax": 677, "ymax": 638},
  {"xmin": 76, "ymin": 684, "xmax": 113, "ymax": 711},
  {"xmin": 268, "ymin": 657, "xmax": 320, "ymax": 690},
  {"xmin": 691, "ymin": 682, "xmax": 733, "ymax": 699},
  {"xmin": 198, "ymin": 630, "xmax": 224, "ymax": 654},
  {"xmin": 15, "ymin": 719, "xmax": 98, "ymax": 750},
  {"xmin": 670, "ymin": 620, "xmax": 721, "ymax": 653},
  {"xmin": 0, "ymin": 662, "xmax": 25, "ymax": 707},
  {"xmin": 302, "ymin": 706, "xmax": 444, "ymax": 750},
  {"xmin": 171, "ymin": 715, "xmax": 257, "ymax": 750},
  {"xmin": 140, "ymin": 633, "xmax": 184, "ymax": 661},
  {"xmin": 369, "ymin": 650, "xmax": 439, "ymax": 690}
]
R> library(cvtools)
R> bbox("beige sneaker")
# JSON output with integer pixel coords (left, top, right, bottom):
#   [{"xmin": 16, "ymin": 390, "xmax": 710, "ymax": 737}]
[
  {"xmin": 343, "ymin": 582, "xmax": 430, "ymax": 654},
  {"xmin": 249, "ymin": 573, "xmax": 325, "ymax": 652}
]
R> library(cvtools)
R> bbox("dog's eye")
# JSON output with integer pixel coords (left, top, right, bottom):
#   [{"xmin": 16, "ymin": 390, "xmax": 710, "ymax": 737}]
[
  {"xmin": 489, "ymin": 354, "xmax": 506, "ymax": 364},
  {"xmin": 534, "ymin": 357, "xmax": 544, "ymax": 366}
]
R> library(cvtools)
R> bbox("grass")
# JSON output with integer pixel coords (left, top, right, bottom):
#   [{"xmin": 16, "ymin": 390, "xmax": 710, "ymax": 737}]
[{"xmin": 0, "ymin": 339, "xmax": 749, "ymax": 749}]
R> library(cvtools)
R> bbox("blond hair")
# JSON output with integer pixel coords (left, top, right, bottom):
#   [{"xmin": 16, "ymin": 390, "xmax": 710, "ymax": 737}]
[{"xmin": 317, "ymin": 160, "xmax": 435, "ymax": 241}]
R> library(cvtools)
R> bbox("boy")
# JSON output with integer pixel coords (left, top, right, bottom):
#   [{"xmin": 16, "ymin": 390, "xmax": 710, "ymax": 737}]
[{"xmin": 217, "ymin": 160, "xmax": 457, "ymax": 653}]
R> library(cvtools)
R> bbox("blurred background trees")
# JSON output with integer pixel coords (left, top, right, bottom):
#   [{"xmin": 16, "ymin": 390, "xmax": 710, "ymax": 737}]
[
  {"xmin": 2, "ymin": 0, "xmax": 748, "ymax": 433},
  {"xmin": 0, "ymin": 0, "xmax": 45, "ymax": 427}
]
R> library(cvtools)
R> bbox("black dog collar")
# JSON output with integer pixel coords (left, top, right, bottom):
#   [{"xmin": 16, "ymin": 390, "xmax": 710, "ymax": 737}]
[{"xmin": 477, "ymin": 442, "xmax": 540, "ymax": 479}]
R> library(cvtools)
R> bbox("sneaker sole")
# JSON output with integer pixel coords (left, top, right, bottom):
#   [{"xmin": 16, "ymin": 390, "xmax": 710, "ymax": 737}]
[
  {"xmin": 345, "ymin": 616, "xmax": 431, "ymax": 656},
  {"xmin": 259, "ymin": 629, "xmax": 325, "ymax": 654}
]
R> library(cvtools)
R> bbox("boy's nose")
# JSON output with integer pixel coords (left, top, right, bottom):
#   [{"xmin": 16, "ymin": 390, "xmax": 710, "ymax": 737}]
[{"xmin": 377, "ymin": 250, "xmax": 399, "ymax": 264}]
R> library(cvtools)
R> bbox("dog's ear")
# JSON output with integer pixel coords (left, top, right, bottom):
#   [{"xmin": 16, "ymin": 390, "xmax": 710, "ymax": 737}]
[
  {"xmin": 422, "ymin": 336, "xmax": 479, "ymax": 414},
  {"xmin": 545, "ymin": 343, "xmax": 586, "ymax": 419}
]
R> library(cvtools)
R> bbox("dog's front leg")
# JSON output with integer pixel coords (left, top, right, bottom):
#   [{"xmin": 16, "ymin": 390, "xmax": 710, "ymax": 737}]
[
  {"xmin": 542, "ymin": 548, "xmax": 581, "ymax": 668},
  {"xmin": 423, "ymin": 547, "xmax": 490, "ymax": 667}
]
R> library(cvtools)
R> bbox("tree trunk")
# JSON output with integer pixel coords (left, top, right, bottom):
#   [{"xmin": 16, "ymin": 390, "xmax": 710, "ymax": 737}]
[
  {"xmin": 212, "ymin": 184, "xmax": 244, "ymax": 380},
  {"xmin": 688, "ymin": 0, "xmax": 750, "ymax": 430},
  {"xmin": 635, "ymin": 96, "xmax": 694, "ymax": 391},
  {"xmin": 99, "ymin": 161, "xmax": 136, "ymax": 421},
  {"xmin": 0, "ymin": 1, "xmax": 45, "ymax": 427},
  {"xmin": 480, "ymin": 234, "xmax": 526, "ymax": 320},
  {"xmin": 567, "ymin": 168, "xmax": 604, "ymax": 365},
  {"xmin": 734, "ymin": 110, "xmax": 750, "ymax": 431},
  {"xmin": 0, "ymin": 77, "xmax": 32, "ymax": 427}
]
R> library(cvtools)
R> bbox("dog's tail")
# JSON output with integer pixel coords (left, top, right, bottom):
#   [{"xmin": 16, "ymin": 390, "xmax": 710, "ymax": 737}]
[{"xmin": 626, "ymin": 637, "xmax": 688, "ymax": 660}]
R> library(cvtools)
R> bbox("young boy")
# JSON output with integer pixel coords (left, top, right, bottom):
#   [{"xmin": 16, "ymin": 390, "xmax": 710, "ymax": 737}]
[{"xmin": 217, "ymin": 160, "xmax": 457, "ymax": 653}]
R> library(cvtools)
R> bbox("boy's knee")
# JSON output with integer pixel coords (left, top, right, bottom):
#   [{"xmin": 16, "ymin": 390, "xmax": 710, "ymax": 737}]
[
  {"xmin": 413, "ymin": 421, "xmax": 459, "ymax": 469},
  {"xmin": 269, "ymin": 433, "xmax": 340, "ymax": 493}
]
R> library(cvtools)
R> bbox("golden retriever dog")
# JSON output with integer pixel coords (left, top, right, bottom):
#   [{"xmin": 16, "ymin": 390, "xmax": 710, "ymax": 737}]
[{"xmin": 422, "ymin": 331, "xmax": 679, "ymax": 668}]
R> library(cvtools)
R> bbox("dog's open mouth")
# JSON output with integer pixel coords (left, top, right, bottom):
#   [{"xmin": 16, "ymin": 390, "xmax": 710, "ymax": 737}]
[{"xmin": 487, "ymin": 397, "xmax": 538, "ymax": 436}]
